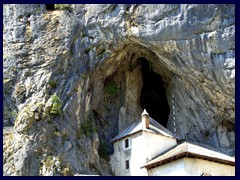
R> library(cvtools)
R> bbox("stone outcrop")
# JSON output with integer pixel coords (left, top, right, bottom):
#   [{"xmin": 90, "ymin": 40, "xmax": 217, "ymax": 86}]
[{"xmin": 3, "ymin": 4, "xmax": 235, "ymax": 175}]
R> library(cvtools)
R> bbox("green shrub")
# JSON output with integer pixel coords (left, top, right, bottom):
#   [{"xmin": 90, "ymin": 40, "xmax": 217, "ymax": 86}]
[
  {"xmin": 11, "ymin": 111, "xmax": 18, "ymax": 119},
  {"xmin": 54, "ymin": 4, "xmax": 72, "ymax": 11},
  {"xmin": 53, "ymin": 130, "xmax": 61, "ymax": 137},
  {"xmin": 62, "ymin": 166, "xmax": 74, "ymax": 176},
  {"xmin": 104, "ymin": 82, "xmax": 118, "ymax": 95},
  {"xmin": 78, "ymin": 119, "xmax": 96, "ymax": 138},
  {"xmin": 49, "ymin": 80, "xmax": 58, "ymax": 89},
  {"xmin": 82, "ymin": 122, "xmax": 96, "ymax": 137},
  {"xmin": 62, "ymin": 132, "xmax": 69, "ymax": 143},
  {"xmin": 77, "ymin": 111, "xmax": 97, "ymax": 138},
  {"xmin": 3, "ymin": 78, "xmax": 11, "ymax": 84},
  {"xmin": 50, "ymin": 94, "xmax": 62, "ymax": 116},
  {"xmin": 44, "ymin": 156, "xmax": 55, "ymax": 169},
  {"xmin": 77, "ymin": 128, "xmax": 84, "ymax": 138}
]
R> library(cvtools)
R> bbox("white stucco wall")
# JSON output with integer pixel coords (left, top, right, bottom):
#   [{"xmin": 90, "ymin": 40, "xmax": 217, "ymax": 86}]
[
  {"xmin": 110, "ymin": 130, "xmax": 234, "ymax": 176},
  {"xmin": 142, "ymin": 132, "xmax": 177, "ymax": 160},
  {"xmin": 147, "ymin": 157, "xmax": 235, "ymax": 176},
  {"xmin": 130, "ymin": 133, "xmax": 148, "ymax": 176},
  {"xmin": 110, "ymin": 131, "xmax": 177, "ymax": 176},
  {"xmin": 110, "ymin": 132, "xmax": 141, "ymax": 176},
  {"xmin": 184, "ymin": 158, "xmax": 235, "ymax": 176},
  {"xmin": 148, "ymin": 159, "xmax": 187, "ymax": 176}
]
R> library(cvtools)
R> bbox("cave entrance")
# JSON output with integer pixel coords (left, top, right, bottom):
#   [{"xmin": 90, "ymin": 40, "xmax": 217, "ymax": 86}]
[
  {"xmin": 139, "ymin": 58, "xmax": 170, "ymax": 127},
  {"xmin": 45, "ymin": 4, "xmax": 55, "ymax": 11}
]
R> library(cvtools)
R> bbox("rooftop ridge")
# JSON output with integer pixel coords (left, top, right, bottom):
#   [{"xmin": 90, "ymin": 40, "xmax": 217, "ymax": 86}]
[{"xmin": 110, "ymin": 116, "xmax": 176, "ymax": 143}]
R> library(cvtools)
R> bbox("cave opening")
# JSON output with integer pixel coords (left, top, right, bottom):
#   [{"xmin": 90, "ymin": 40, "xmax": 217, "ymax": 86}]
[
  {"xmin": 45, "ymin": 4, "xmax": 55, "ymax": 11},
  {"xmin": 139, "ymin": 58, "xmax": 170, "ymax": 127}
]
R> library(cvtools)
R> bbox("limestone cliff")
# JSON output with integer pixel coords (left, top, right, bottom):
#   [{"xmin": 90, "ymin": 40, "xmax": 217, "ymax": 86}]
[{"xmin": 3, "ymin": 4, "xmax": 235, "ymax": 176}]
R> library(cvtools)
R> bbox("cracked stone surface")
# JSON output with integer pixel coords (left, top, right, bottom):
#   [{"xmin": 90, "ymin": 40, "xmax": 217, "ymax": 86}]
[{"xmin": 3, "ymin": 4, "xmax": 235, "ymax": 175}]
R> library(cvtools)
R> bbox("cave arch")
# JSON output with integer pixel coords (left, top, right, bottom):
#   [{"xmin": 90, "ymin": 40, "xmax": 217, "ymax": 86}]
[
  {"xmin": 88, "ymin": 43, "xmax": 174, "ymax": 156},
  {"xmin": 88, "ymin": 43, "xmax": 173, "ymax": 151},
  {"xmin": 139, "ymin": 57, "xmax": 170, "ymax": 127}
]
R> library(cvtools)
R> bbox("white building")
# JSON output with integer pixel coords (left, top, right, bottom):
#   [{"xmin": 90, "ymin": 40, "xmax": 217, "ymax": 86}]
[{"xmin": 110, "ymin": 110, "xmax": 235, "ymax": 176}]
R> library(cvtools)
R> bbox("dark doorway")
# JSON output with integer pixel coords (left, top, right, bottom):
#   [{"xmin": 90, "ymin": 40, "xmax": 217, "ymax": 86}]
[
  {"xmin": 140, "ymin": 58, "xmax": 170, "ymax": 127},
  {"xmin": 45, "ymin": 4, "xmax": 55, "ymax": 11}
]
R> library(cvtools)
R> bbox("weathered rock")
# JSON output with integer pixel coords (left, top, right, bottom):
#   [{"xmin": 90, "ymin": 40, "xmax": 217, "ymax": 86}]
[{"xmin": 3, "ymin": 4, "xmax": 235, "ymax": 176}]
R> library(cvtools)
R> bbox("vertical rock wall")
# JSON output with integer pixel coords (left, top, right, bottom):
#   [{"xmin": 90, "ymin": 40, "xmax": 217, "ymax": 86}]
[{"xmin": 3, "ymin": 4, "xmax": 235, "ymax": 175}]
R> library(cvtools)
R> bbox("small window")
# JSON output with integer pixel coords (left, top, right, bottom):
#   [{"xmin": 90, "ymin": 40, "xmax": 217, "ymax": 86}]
[
  {"xmin": 125, "ymin": 139, "xmax": 129, "ymax": 148},
  {"xmin": 125, "ymin": 160, "xmax": 130, "ymax": 169}
]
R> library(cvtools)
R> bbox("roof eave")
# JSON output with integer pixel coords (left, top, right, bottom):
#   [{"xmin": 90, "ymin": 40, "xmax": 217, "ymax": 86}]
[
  {"xmin": 109, "ymin": 130, "xmax": 142, "ymax": 144},
  {"xmin": 142, "ymin": 152, "xmax": 235, "ymax": 170}
]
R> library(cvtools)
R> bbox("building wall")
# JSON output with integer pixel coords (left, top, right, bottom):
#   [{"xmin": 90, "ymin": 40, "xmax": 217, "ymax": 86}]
[
  {"xmin": 184, "ymin": 158, "xmax": 235, "ymax": 176},
  {"xmin": 110, "ymin": 131, "xmax": 177, "ymax": 176},
  {"xmin": 142, "ymin": 132, "xmax": 177, "ymax": 160},
  {"xmin": 110, "ymin": 132, "xmax": 142, "ymax": 176},
  {"xmin": 130, "ymin": 133, "xmax": 148, "ymax": 176},
  {"xmin": 147, "ymin": 158, "xmax": 235, "ymax": 176},
  {"xmin": 148, "ymin": 159, "xmax": 187, "ymax": 176}
]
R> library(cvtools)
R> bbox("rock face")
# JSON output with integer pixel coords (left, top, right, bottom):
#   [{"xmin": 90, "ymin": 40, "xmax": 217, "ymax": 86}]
[{"xmin": 3, "ymin": 4, "xmax": 235, "ymax": 176}]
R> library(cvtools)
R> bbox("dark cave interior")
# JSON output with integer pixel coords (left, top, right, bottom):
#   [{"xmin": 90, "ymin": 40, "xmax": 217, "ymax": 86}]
[
  {"xmin": 45, "ymin": 4, "xmax": 55, "ymax": 11},
  {"xmin": 139, "ymin": 57, "xmax": 170, "ymax": 128}
]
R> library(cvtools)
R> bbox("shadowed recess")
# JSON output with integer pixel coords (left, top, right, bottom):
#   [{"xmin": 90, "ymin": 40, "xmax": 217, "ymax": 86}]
[
  {"xmin": 140, "ymin": 58, "xmax": 170, "ymax": 128},
  {"xmin": 45, "ymin": 4, "xmax": 55, "ymax": 11}
]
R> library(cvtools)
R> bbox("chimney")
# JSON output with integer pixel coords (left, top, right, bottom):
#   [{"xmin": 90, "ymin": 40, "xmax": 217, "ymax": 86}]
[{"xmin": 141, "ymin": 109, "xmax": 150, "ymax": 129}]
